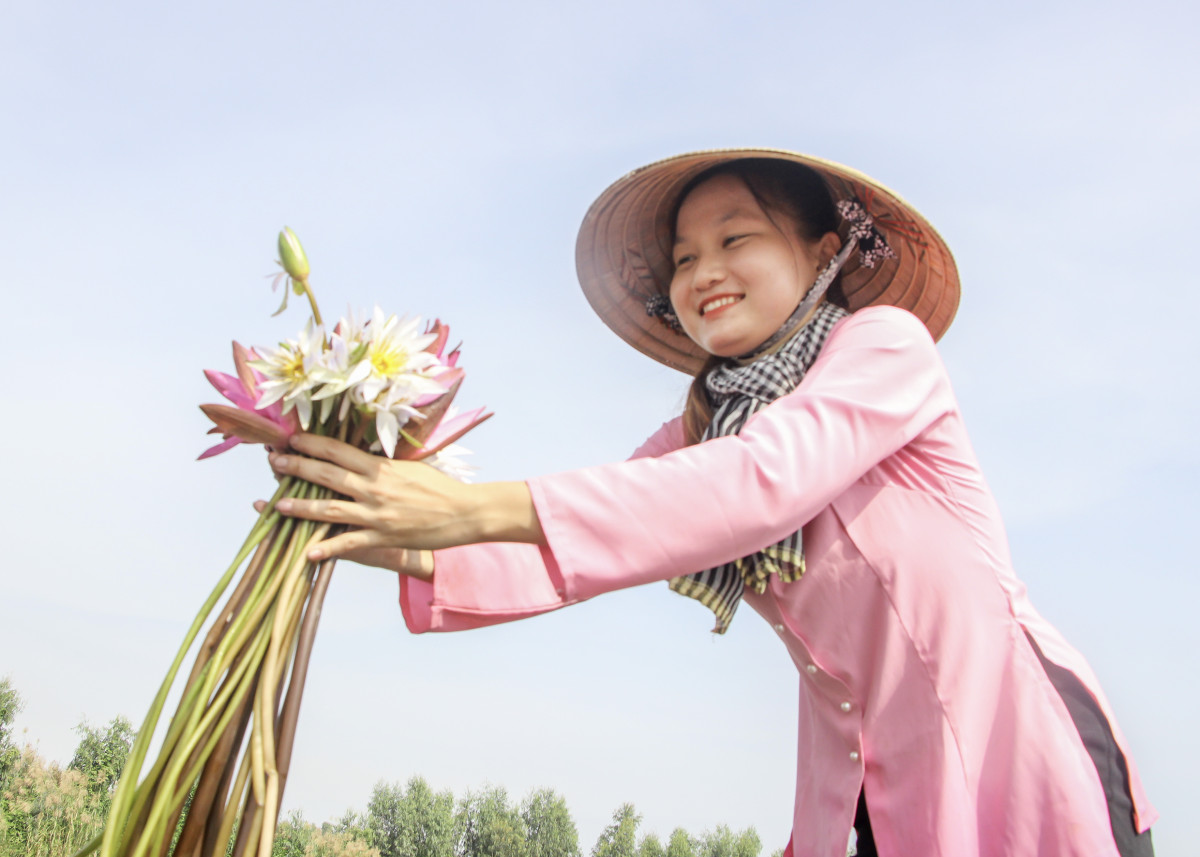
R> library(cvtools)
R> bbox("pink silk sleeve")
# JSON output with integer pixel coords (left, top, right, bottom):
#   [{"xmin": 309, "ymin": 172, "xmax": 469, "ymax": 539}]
[
  {"xmin": 397, "ymin": 417, "xmax": 686, "ymax": 632},
  {"xmin": 526, "ymin": 306, "xmax": 955, "ymax": 601}
]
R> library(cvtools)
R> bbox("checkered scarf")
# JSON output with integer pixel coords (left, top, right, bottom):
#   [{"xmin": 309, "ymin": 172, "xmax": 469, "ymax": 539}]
[{"xmin": 668, "ymin": 302, "xmax": 850, "ymax": 633}]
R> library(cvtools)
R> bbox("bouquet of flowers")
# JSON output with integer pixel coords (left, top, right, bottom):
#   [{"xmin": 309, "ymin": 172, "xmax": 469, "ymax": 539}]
[{"xmin": 85, "ymin": 229, "xmax": 490, "ymax": 857}]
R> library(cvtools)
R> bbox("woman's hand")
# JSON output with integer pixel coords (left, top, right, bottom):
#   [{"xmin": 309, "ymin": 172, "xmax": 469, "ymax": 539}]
[
  {"xmin": 255, "ymin": 497, "xmax": 435, "ymax": 580},
  {"xmin": 266, "ymin": 433, "xmax": 544, "ymax": 563}
]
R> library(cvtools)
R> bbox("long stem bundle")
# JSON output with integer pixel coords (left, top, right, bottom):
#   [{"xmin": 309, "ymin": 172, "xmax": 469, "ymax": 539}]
[{"xmin": 78, "ymin": 477, "xmax": 342, "ymax": 857}]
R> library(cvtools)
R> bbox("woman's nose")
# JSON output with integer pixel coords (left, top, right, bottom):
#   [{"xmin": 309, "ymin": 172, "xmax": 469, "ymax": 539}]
[{"xmin": 694, "ymin": 255, "xmax": 726, "ymax": 290}]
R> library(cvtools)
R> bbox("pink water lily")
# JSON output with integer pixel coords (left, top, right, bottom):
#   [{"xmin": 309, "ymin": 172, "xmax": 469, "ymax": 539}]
[
  {"xmin": 423, "ymin": 319, "xmax": 461, "ymax": 367},
  {"xmin": 413, "ymin": 405, "xmax": 491, "ymax": 459},
  {"xmin": 199, "ymin": 342, "xmax": 301, "ymax": 459},
  {"xmin": 414, "ymin": 320, "xmax": 463, "ymax": 408},
  {"xmin": 392, "ymin": 374, "xmax": 491, "ymax": 460}
]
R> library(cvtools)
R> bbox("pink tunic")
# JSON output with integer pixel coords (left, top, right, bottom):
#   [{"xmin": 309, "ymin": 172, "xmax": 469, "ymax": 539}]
[{"xmin": 399, "ymin": 306, "xmax": 1156, "ymax": 856}]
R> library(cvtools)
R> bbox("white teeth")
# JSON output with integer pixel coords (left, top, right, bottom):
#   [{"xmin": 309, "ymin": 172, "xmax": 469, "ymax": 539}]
[{"xmin": 701, "ymin": 296, "xmax": 740, "ymax": 316}]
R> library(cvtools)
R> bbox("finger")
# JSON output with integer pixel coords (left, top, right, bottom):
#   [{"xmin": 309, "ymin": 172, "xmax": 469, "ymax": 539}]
[
  {"xmin": 270, "ymin": 453, "xmax": 365, "ymax": 499},
  {"xmin": 306, "ymin": 528, "xmax": 385, "ymax": 562},
  {"xmin": 287, "ymin": 432, "xmax": 378, "ymax": 475},
  {"xmin": 276, "ymin": 496, "xmax": 374, "ymax": 527},
  {"xmin": 253, "ymin": 500, "xmax": 267, "ymax": 513}
]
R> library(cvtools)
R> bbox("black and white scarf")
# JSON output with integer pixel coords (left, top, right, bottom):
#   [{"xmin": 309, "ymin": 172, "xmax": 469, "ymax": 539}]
[{"xmin": 668, "ymin": 301, "xmax": 850, "ymax": 633}]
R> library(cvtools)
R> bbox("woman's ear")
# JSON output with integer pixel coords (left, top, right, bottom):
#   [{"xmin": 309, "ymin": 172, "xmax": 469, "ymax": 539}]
[{"xmin": 817, "ymin": 230, "xmax": 842, "ymax": 266}]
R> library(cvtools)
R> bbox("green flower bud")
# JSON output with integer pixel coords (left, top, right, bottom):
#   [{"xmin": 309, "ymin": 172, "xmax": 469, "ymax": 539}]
[{"xmin": 278, "ymin": 226, "xmax": 310, "ymax": 282}]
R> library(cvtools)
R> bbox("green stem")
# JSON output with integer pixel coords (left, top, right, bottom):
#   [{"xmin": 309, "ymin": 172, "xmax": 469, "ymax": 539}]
[
  {"xmin": 119, "ymin": 509, "xmax": 295, "ymax": 852},
  {"xmin": 299, "ymin": 279, "xmax": 322, "ymax": 327},
  {"xmin": 101, "ymin": 482, "xmax": 287, "ymax": 857},
  {"xmin": 134, "ymin": 625, "xmax": 272, "ymax": 857}
]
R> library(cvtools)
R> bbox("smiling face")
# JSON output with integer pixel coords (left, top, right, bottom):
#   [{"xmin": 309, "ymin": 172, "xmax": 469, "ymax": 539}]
[{"xmin": 669, "ymin": 173, "xmax": 840, "ymax": 358}]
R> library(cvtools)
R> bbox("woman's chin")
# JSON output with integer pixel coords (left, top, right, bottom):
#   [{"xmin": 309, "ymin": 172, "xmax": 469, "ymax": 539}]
[{"xmin": 701, "ymin": 332, "xmax": 770, "ymax": 359}]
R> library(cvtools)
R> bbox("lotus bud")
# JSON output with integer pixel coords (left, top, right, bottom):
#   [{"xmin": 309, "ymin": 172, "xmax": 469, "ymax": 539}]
[{"xmin": 278, "ymin": 227, "xmax": 310, "ymax": 282}]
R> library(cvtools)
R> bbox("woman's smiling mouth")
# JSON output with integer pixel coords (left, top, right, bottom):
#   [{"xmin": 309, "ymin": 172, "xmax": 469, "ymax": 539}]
[{"xmin": 700, "ymin": 295, "xmax": 743, "ymax": 316}]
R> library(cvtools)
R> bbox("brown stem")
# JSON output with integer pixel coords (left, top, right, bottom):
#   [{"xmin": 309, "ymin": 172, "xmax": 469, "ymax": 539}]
[
  {"xmin": 142, "ymin": 622, "xmax": 265, "ymax": 857},
  {"xmin": 232, "ymin": 569, "xmax": 304, "ymax": 857},
  {"xmin": 210, "ymin": 742, "xmax": 253, "ymax": 857},
  {"xmin": 181, "ymin": 533, "xmax": 275, "ymax": 695},
  {"xmin": 114, "ymin": 534, "xmax": 275, "ymax": 857},
  {"xmin": 173, "ymin": 668, "xmax": 260, "ymax": 857},
  {"xmin": 197, "ymin": 699, "xmax": 252, "ymax": 857},
  {"xmin": 229, "ymin": 792, "xmax": 262, "ymax": 857},
  {"xmin": 274, "ymin": 555, "xmax": 337, "ymax": 795}
]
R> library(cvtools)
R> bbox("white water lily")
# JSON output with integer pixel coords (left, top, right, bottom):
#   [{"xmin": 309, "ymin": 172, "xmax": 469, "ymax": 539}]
[
  {"xmin": 367, "ymin": 383, "xmax": 428, "ymax": 457},
  {"xmin": 242, "ymin": 308, "xmax": 454, "ymax": 452},
  {"xmin": 249, "ymin": 322, "xmax": 326, "ymax": 429},
  {"xmin": 426, "ymin": 443, "xmax": 476, "ymax": 482},
  {"xmin": 309, "ymin": 327, "xmax": 371, "ymax": 422},
  {"xmin": 352, "ymin": 308, "xmax": 441, "ymax": 403},
  {"xmin": 331, "ymin": 308, "xmax": 447, "ymax": 455}
]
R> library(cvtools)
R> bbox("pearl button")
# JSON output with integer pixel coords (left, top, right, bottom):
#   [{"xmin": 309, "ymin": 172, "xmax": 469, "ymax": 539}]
[
  {"xmin": 773, "ymin": 623, "xmax": 784, "ymax": 633},
  {"xmin": 849, "ymin": 751, "xmax": 860, "ymax": 762},
  {"xmin": 840, "ymin": 702, "xmax": 852, "ymax": 712},
  {"xmin": 805, "ymin": 664, "xmax": 817, "ymax": 675}
]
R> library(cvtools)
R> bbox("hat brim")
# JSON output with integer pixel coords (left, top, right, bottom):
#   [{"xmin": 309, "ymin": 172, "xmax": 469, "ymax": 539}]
[{"xmin": 575, "ymin": 148, "xmax": 960, "ymax": 375}]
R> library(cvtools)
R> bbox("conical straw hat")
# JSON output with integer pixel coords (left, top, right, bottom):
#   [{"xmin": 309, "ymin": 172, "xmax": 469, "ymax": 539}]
[{"xmin": 575, "ymin": 148, "xmax": 960, "ymax": 375}]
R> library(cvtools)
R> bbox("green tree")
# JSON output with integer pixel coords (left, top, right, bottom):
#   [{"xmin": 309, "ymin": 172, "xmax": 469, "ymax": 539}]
[
  {"xmin": 328, "ymin": 808, "xmax": 372, "ymax": 842},
  {"xmin": 368, "ymin": 776, "xmax": 455, "ymax": 857},
  {"xmin": 664, "ymin": 829, "xmax": 696, "ymax": 857},
  {"xmin": 309, "ymin": 825, "xmax": 382, "ymax": 857},
  {"xmin": 275, "ymin": 809, "xmax": 316, "ymax": 857},
  {"xmin": 591, "ymin": 804, "xmax": 640, "ymax": 857},
  {"xmin": 0, "ymin": 678, "xmax": 22, "ymax": 793},
  {"xmin": 273, "ymin": 809, "xmax": 381, "ymax": 857},
  {"xmin": 520, "ymin": 788, "xmax": 580, "ymax": 857},
  {"xmin": 455, "ymin": 785, "xmax": 526, "ymax": 857},
  {"xmin": 1, "ymin": 745, "xmax": 99, "ymax": 857},
  {"xmin": 67, "ymin": 714, "xmax": 135, "ymax": 811},
  {"xmin": 695, "ymin": 826, "xmax": 760, "ymax": 857},
  {"xmin": 636, "ymin": 832, "xmax": 665, "ymax": 857}
]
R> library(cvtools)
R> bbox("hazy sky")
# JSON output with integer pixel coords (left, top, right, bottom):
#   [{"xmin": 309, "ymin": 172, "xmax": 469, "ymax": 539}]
[{"xmin": 2, "ymin": 0, "xmax": 1196, "ymax": 851}]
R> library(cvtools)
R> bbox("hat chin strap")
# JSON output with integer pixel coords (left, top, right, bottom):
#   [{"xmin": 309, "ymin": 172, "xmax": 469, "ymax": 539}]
[{"xmin": 739, "ymin": 236, "xmax": 858, "ymax": 360}]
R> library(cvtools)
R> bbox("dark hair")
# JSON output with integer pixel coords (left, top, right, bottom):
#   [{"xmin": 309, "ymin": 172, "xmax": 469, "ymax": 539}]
[{"xmin": 674, "ymin": 159, "xmax": 847, "ymax": 445}]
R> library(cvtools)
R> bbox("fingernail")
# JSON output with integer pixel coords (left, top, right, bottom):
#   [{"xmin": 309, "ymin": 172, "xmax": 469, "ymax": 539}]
[
  {"xmin": 272, "ymin": 455, "xmax": 289, "ymax": 469},
  {"xmin": 277, "ymin": 499, "xmax": 292, "ymax": 513},
  {"xmin": 308, "ymin": 547, "xmax": 324, "ymax": 561}
]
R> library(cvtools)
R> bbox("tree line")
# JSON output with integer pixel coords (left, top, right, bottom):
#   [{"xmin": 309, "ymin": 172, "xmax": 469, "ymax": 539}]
[{"xmin": 1, "ymin": 678, "xmax": 774, "ymax": 857}]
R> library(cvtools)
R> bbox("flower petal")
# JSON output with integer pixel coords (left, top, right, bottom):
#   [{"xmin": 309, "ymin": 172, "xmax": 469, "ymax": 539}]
[
  {"xmin": 200, "ymin": 404, "xmax": 293, "ymax": 447},
  {"xmin": 198, "ymin": 436, "xmax": 243, "ymax": 460},
  {"xmin": 409, "ymin": 408, "xmax": 493, "ymax": 460},
  {"xmin": 392, "ymin": 377, "xmax": 464, "ymax": 458},
  {"xmin": 232, "ymin": 342, "xmax": 259, "ymax": 398},
  {"xmin": 204, "ymin": 370, "xmax": 256, "ymax": 409},
  {"xmin": 376, "ymin": 409, "xmax": 399, "ymax": 458},
  {"xmin": 424, "ymin": 319, "xmax": 449, "ymax": 359}
]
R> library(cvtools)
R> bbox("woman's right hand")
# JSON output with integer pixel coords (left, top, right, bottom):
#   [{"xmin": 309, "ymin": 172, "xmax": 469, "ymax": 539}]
[{"xmin": 251, "ymin": 499, "xmax": 434, "ymax": 581}]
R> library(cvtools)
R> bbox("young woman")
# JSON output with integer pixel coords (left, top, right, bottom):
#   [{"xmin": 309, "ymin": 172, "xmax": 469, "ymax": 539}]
[{"xmin": 266, "ymin": 149, "xmax": 1156, "ymax": 856}]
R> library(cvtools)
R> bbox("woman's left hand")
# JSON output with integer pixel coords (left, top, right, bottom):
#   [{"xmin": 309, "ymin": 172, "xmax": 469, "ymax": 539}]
[{"xmin": 269, "ymin": 433, "xmax": 544, "ymax": 561}]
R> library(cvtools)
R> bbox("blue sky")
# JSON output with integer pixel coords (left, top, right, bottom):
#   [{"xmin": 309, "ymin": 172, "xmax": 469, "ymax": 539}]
[{"xmin": 1, "ymin": 0, "xmax": 1196, "ymax": 850}]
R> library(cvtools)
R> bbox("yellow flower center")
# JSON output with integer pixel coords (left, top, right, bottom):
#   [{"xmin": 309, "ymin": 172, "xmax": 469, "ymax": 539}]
[
  {"xmin": 370, "ymin": 342, "xmax": 407, "ymax": 377},
  {"xmin": 282, "ymin": 350, "xmax": 307, "ymax": 382}
]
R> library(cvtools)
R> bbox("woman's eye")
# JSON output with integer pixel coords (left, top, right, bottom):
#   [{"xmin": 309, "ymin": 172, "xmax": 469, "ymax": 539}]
[
  {"xmin": 723, "ymin": 234, "xmax": 746, "ymax": 248},
  {"xmin": 673, "ymin": 253, "xmax": 695, "ymax": 268}
]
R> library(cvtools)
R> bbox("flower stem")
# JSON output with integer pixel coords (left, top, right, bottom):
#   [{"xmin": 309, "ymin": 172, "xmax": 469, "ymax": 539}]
[
  {"xmin": 101, "ymin": 488, "xmax": 283, "ymax": 857},
  {"xmin": 300, "ymin": 280, "xmax": 323, "ymax": 328}
]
